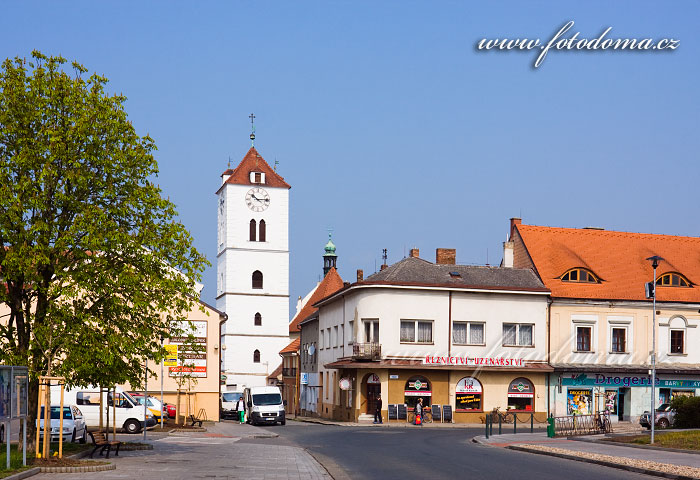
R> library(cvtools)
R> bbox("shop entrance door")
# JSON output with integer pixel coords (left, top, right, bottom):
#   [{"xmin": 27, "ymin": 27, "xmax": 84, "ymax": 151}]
[
  {"xmin": 366, "ymin": 384, "xmax": 380, "ymax": 414},
  {"xmin": 617, "ymin": 389, "xmax": 626, "ymax": 421}
]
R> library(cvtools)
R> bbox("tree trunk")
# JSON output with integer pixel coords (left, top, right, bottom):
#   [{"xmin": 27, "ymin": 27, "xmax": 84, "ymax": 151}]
[{"xmin": 26, "ymin": 378, "xmax": 38, "ymax": 453}]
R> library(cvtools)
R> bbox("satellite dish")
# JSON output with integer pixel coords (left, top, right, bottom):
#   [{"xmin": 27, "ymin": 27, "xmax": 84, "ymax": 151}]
[{"xmin": 308, "ymin": 345, "xmax": 316, "ymax": 356}]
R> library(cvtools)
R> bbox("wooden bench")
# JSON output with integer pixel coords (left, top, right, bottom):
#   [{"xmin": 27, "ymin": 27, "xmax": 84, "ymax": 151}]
[
  {"xmin": 189, "ymin": 414, "xmax": 203, "ymax": 427},
  {"xmin": 88, "ymin": 431, "xmax": 121, "ymax": 459}
]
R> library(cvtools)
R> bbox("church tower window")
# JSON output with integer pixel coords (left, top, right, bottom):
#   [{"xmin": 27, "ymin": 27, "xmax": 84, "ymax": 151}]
[
  {"xmin": 252, "ymin": 270, "xmax": 263, "ymax": 289},
  {"xmin": 254, "ymin": 312, "xmax": 262, "ymax": 326},
  {"xmin": 253, "ymin": 349, "xmax": 261, "ymax": 363},
  {"xmin": 259, "ymin": 220, "xmax": 266, "ymax": 242},
  {"xmin": 249, "ymin": 219, "xmax": 256, "ymax": 241}
]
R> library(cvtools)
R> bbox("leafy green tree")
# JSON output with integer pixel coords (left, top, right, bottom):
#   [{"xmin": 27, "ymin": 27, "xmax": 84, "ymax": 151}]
[{"xmin": 0, "ymin": 51, "xmax": 208, "ymax": 448}]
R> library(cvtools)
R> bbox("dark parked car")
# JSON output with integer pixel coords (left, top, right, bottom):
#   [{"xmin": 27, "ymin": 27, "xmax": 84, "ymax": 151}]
[{"xmin": 640, "ymin": 403, "xmax": 675, "ymax": 429}]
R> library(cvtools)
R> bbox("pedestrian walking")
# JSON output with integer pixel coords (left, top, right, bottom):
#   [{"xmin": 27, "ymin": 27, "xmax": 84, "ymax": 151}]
[
  {"xmin": 236, "ymin": 396, "xmax": 246, "ymax": 424},
  {"xmin": 414, "ymin": 398, "xmax": 424, "ymax": 426},
  {"xmin": 374, "ymin": 395, "xmax": 383, "ymax": 424}
]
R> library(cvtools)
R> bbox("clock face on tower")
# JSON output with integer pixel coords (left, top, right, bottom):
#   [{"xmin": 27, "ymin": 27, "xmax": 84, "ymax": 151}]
[{"xmin": 245, "ymin": 187, "xmax": 270, "ymax": 212}]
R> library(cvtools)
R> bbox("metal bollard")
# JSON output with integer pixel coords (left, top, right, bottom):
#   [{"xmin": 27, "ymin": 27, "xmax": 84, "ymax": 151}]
[
  {"xmin": 498, "ymin": 413, "xmax": 502, "ymax": 435},
  {"xmin": 531, "ymin": 413, "xmax": 534, "ymax": 433},
  {"xmin": 514, "ymin": 413, "xmax": 517, "ymax": 434},
  {"xmin": 485, "ymin": 414, "xmax": 489, "ymax": 439}
]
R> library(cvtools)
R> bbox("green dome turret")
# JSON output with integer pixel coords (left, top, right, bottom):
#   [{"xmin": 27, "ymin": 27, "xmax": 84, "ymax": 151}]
[{"xmin": 323, "ymin": 232, "xmax": 337, "ymax": 275}]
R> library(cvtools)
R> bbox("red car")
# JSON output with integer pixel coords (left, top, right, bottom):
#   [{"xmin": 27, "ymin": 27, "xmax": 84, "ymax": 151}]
[{"xmin": 164, "ymin": 403, "xmax": 176, "ymax": 419}]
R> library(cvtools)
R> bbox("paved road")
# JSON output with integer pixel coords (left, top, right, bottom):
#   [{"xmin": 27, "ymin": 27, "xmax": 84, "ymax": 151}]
[{"xmin": 242, "ymin": 421, "xmax": 654, "ymax": 480}]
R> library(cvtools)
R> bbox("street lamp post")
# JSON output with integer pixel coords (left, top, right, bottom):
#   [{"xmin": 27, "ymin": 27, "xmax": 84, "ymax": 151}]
[{"xmin": 646, "ymin": 255, "xmax": 663, "ymax": 444}]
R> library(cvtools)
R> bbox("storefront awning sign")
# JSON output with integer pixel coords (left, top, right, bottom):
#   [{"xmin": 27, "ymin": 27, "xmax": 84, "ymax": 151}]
[
  {"xmin": 424, "ymin": 355, "xmax": 524, "ymax": 367},
  {"xmin": 404, "ymin": 390, "xmax": 432, "ymax": 397},
  {"xmin": 367, "ymin": 373, "xmax": 380, "ymax": 384}
]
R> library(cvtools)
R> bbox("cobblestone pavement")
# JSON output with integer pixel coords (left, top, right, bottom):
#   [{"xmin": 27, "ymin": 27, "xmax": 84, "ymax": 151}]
[{"xmin": 32, "ymin": 422, "xmax": 331, "ymax": 480}]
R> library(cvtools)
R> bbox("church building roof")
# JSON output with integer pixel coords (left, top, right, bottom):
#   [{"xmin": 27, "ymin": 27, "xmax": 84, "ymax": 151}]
[{"xmin": 217, "ymin": 147, "xmax": 291, "ymax": 192}]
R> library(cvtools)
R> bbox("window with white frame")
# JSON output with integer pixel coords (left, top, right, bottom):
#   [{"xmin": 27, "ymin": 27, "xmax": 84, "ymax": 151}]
[
  {"xmin": 400, "ymin": 320, "xmax": 433, "ymax": 344},
  {"xmin": 669, "ymin": 315, "xmax": 687, "ymax": 354},
  {"xmin": 453, "ymin": 322, "xmax": 485, "ymax": 345},
  {"xmin": 503, "ymin": 323, "xmax": 533, "ymax": 346},
  {"xmin": 576, "ymin": 326, "xmax": 592, "ymax": 352},
  {"xmin": 611, "ymin": 327, "xmax": 627, "ymax": 353},
  {"xmin": 348, "ymin": 321, "xmax": 354, "ymax": 344},
  {"xmin": 363, "ymin": 319, "xmax": 379, "ymax": 343}
]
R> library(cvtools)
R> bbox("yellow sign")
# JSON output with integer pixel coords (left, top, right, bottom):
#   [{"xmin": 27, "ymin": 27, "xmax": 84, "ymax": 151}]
[{"xmin": 164, "ymin": 345, "xmax": 178, "ymax": 366}]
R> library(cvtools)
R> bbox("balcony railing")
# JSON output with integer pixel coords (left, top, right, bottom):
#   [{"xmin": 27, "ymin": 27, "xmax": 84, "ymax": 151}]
[
  {"xmin": 352, "ymin": 342, "xmax": 381, "ymax": 361},
  {"xmin": 282, "ymin": 368, "xmax": 297, "ymax": 377}
]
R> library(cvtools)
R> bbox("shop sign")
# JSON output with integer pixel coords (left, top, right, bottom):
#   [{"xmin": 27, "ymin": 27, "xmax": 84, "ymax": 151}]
[
  {"xmin": 404, "ymin": 390, "xmax": 432, "ymax": 397},
  {"xmin": 339, "ymin": 377, "xmax": 351, "ymax": 390},
  {"xmin": 423, "ymin": 355, "xmax": 523, "ymax": 367},
  {"xmin": 367, "ymin": 373, "xmax": 380, "ymax": 384},
  {"xmin": 390, "ymin": 374, "xmax": 399, "ymax": 380},
  {"xmin": 163, "ymin": 345, "xmax": 178, "ymax": 367},
  {"xmin": 456, "ymin": 377, "xmax": 482, "ymax": 394},
  {"xmin": 508, "ymin": 378, "xmax": 534, "ymax": 398},
  {"xmin": 300, "ymin": 372, "xmax": 308, "ymax": 385},
  {"xmin": 562, "ymin": 373, "xmax": 700, "ymax": 388}
]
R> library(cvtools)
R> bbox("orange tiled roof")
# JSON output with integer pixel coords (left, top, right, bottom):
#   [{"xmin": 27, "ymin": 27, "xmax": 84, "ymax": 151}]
[
  {"xmin": 515, "ymin": 224, "xmax": 700, "ymax": 302},
  {"xmin": 218, "ymin": 147, "xmax": 291, "ymax": 191},
  {"xmin": 280, "ymin": 337, "xmax": 300, "ymax": 355},
  {"xmin": 268, "ymin": 362, "xmax": 283, "ymax": 379},
  {"xmin": 289, "ymin": 267, "xmax": 344, "ymax": 333}
]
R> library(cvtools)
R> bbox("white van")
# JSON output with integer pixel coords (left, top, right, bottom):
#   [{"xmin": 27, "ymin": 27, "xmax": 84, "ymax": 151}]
[
  {"xmin": 50, "ymin": 385, "xmax": 156, "ymax": 434},
  {"xmin": 243, "ymin": 386, "xmax": 285, "ymax": 426}
]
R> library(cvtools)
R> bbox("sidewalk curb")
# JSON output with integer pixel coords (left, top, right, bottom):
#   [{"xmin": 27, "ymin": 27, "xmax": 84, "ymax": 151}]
[
  {"xmin": 506, "ymin": 445, "xmax": 697, "ymax": 480},
  {"xmin": 2, "ymin": 467, "xmax": 41, "ymax": 480},
  {"xmin": 576, "ymin": 437, "xmax": 700, "ymax": 456},
  {"xmin": 291, "ymin": 417, "xmax": 485, "ymax": 428}
]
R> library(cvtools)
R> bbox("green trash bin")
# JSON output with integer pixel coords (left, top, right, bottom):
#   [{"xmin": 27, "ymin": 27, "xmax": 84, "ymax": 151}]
[{"xmin": 546, "ymin": 415, "xmax": 555, "ymax": 438}]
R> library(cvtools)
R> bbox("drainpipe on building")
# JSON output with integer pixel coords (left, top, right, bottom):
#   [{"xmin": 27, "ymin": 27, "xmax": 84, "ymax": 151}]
[
  {"xmin": 448, "ymin": 291, "xmax": 453, "ymax": 357},
  {"xmin": 546, "ymin": 298, "xmax": 552, "ymax": 417}
]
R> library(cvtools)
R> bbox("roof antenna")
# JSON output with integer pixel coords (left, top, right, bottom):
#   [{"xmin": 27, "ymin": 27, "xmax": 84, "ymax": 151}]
[
  {"xmin": 486, "ymin": 248, "xmax": 489, "ymax": 266},
  {"xmin": 228, "ymin": 156, "xmax": 231, "ymax": 169},
  {"xmin": 249, "ymin": 112, "xmax": 256, "ymax": 148},
  {"xmin": 274, "ymin": 158, "xmax": 279, "ymax": 172},
  {"xmin": 382, "ymin": 248, "xmax": 388, "ymax": 268}
]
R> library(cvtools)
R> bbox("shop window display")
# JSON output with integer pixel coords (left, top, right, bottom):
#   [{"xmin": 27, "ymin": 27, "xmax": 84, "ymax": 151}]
[
  {"xmin": 404, "ymin": 376, "xmax": 431, "ymax": 409},
  {"xmin": 507, "ymin": 377, "xmax": 534, "ymax": 411},
  {"xmin": 567, "ymin": 388, "xmax": 592, "ymax": 415},
  {"xmin": 455, "ymin": 376, "xmax": 482, "ymax": 411}
]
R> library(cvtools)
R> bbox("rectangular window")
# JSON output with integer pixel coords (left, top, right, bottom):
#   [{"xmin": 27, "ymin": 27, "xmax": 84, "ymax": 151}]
[
  {"xmin": 453, "ymin": 322, "xmax": 485, "ymax": 345},
  {"xmin": 576, "ymin": 326, "xmax": 591, "ymax": 352},
  {"xmin": 363, "ymin": 319, "xmax": 379, "ymax": 342},
  {"xmin": 334, "ymin": 326, "xmax": 338, "ymax": 347},
  {"xmin": 400, "ymin": 320, "xmax": 433, "ymax": 344},
  {"xmin": 319, "ymin": 330, "xmax": 324, "ymax": 349},
  {"xmin": 611, "ymin": 327, "xmax": 626, "ymax": 353},
  {"xmin": 671, "ymin": 330, "xmax": 684, "ymax": 354},
  {"xmin": 503, "ymin": 323, "xmax": 534, "ymax": 346}
]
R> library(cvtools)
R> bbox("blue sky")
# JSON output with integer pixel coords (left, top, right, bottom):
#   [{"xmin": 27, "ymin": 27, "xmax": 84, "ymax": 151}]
[{"xmin": 2, "ymin": 2, "xmax": 698, "ymax": 316}]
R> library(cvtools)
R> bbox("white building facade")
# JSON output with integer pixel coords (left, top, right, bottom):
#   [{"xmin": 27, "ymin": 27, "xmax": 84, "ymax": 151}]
[
  {"xmin": 217, "ymin": 147, "xmax": 291, "ymax": 391},
  {"xmin": 315, "ymin": 248, "xmax": 552, "ymax": 423}
]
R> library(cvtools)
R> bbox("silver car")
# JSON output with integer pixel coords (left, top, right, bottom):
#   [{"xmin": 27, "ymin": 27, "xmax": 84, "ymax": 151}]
[
  {"xmin": 39, "ymin": 405, "xmax": 88, "ymax": 443},
  {"xmin": 640, "ymin": 403, "xmax": 675, "ymax": 429}
]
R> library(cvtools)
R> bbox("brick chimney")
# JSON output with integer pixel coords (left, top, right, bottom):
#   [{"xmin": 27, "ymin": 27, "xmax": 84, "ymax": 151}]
[
  {"xmin": 357, "ymin": 269, "xmax": 364, "ymax": 282},
  {"xmin": 436, "ymin": 248, "xmax": 456, "ymax": 265},
  {"xmin": 409, "ymin": 248, "xmax": 420, "ymax": 258},
  {"xmin": 380, "ymin": 264, "xmax": 388, "ymax": 271},
  {"xmin": 510, "ymin": 217, "xmax": 522, "ymax": 239}
]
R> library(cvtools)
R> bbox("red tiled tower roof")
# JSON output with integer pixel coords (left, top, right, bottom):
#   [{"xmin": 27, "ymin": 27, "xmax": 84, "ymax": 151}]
[
  {"xmin": 514, "ymin": 223, "xmax": 700, "ymax": 302},
  {"xmin": 217, "ymin": 147, "xmax": 291, "ymax": 192},
  {"xmin": 289, "ymin": 267, "xmax": 344, "ymax": 333}
]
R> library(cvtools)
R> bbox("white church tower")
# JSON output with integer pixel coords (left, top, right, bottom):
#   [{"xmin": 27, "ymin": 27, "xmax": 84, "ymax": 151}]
[{"xmin": 216, "ymin": 133, "xmax": 290, "ymax": 391}]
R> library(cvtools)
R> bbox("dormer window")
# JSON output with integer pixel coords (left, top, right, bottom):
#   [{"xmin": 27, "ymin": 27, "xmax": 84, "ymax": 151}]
[
  {"xmin": 561, "ymin": 268, "xmax": 599, "ymax": 283},
  {"xmin": 250, "ymin": 172, "xmax": 265, "ymax": 184},
  {"xmin": 656, "ymin": 273, "xmax": 691, "ymax": 287}
]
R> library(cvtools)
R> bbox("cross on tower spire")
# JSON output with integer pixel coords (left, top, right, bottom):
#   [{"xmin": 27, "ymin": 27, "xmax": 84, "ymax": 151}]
[{"xmin": 249, "ymin": 112, "xmax": 256, "ymax": 147}]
